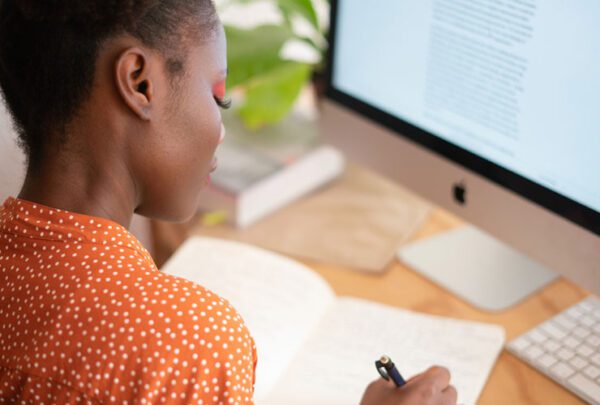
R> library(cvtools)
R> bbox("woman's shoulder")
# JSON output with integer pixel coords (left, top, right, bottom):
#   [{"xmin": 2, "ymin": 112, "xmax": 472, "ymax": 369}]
[
  {"xmin": 82, "ymin": 246, "xmax": 250, "ymax": 332},
  {"xmin": 103, "ymin": 259, "xmax": 255, "ymax": 349},
  {"xmin": 73, "ymin": 248, "xmax": 257, "ymax": 390},
  {"xmin": 88, "ymin": 265, "xmax": 257, "ymax": 403}
]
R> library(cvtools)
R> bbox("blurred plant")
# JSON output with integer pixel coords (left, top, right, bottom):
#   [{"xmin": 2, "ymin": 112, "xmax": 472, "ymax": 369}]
[{"xmin": 217, "ymin": 0, "xmax": 328, "ymax": 130}]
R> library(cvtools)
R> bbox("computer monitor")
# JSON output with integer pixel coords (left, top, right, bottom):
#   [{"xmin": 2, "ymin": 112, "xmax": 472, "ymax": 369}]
[{"xmin": 321, "ymin": 0, "xmax": 600, "ymax": 310}]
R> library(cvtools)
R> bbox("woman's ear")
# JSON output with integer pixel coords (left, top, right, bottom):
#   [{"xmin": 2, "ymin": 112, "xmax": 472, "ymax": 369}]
[{"xmin": 115, "ymin": 48, "xmax": 155, "ymax": 120}]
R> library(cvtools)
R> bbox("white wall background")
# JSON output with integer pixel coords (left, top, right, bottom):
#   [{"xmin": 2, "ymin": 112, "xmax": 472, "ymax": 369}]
[{"xmin": 0, "ymin": 102, "xmax": 26, "ymax": 199}]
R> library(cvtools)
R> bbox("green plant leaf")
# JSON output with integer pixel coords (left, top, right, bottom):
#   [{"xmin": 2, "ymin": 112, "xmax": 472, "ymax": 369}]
[
  {"xmin": 295, "ymin": 35, "xmax": 322, "ymax": 54},
  {"xmin": 224, "ymin": 24, "xmax": 295, "ymax": 88},
  {"xmin": 238, "ymin": 61, "xmax": 311, "ymax": 130},
  {"xmin": 277, "ymin": 0, "xmax": 320, "ymax": 32}
]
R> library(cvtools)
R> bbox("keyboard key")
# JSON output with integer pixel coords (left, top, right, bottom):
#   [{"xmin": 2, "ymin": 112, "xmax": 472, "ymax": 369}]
[
  {"xmin": 543, "ymin": 339, "xmax": 561, "ymax": 352},
  {"xmin": 527, "ymin": 329, "xmax": 548, "ymax": 344},
  {"xmin": 587, "ymin": 335, "xmax": 600, "ymax": 348},
  {"xmin": 583, "ymin": 365, "xmax": 600, "ymax": 380},
  {"xmin": 580, "ymin": 315, "xmax": 596, "ymax": 328},
  {"xmin": 557, "ymin": 347, "xmax": 575, "ymax": 361},
  {"xmin": 568, "ymin": 373, "xmax": 600, "ymax": 403},
  {"xmin": 508, "ymin": 336, "xmax": 531, "ymax": 352},
  {"xmin": 564, "ymin": 336, "xmax": 581, "ymax": 349},
  {"xmin": 541, "ymin": 321, "xmax": 567, "ymax": 340},
  {"xmin": 554, "ymin": 315, "xmax": 577, "ymax": 331},
  {"xmin": 524, "ymin": 345, "xmax": 544, "ymax": 361},
  {"xmin": 550, "ymin": 362, "xmax": 575, "ymax": 380},
  {"xmin": 573, "ymin": 326, "xmax": 591, "ymax": 340},
  {"xmin": 566, "ymin": 306, "xmax": 585, "ymax": 319},
  {"xmin": 580, "ymin": 300, "xmax": 595, "ymax": 312},
  {"xmin": 582, "ymin": 298, "xmax": 599, "ymax": 311},
  {"xmin": 570, "ymin": 356, "xmax": 589, "ymax": 370},
  {"xmin": 536, "ymin": 353, "xmax": 558, "ymax": 369},
  {"xmin": 575, "ymin": 344, "xmax": 594, "ymax": 358}
]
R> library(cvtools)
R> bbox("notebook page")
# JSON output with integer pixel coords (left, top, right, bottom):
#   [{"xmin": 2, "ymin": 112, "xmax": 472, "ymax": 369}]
[
  {"xmin": 160, "ymin": 237, "xmax": 336, "ymax": 399},
  {"xmin": 263, "ymin": 297, "xmax": 505, "ymax": 405}
]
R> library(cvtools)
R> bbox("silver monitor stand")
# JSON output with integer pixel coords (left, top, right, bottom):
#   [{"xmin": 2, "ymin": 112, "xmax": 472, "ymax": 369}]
[{"xmin": 398, "ymin": 226, "xmax": 558, "ymax": 312}]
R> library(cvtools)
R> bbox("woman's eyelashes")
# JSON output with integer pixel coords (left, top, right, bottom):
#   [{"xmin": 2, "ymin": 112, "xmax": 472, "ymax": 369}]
[{"xmin": 214, "ymin": 95, "xmax": 231, "ymax": 110}]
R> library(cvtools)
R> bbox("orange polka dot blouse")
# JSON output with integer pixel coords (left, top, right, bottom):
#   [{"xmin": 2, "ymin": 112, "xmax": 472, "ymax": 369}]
[{"xmin": 0, "ymin": 197, "xmax": 257, "ymax": 404}]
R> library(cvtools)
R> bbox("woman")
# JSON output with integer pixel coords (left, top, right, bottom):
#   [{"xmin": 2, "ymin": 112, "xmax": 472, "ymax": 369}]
[{"xmin": 0, "ymin": 0, "xmax": 456, "ymax": 403}]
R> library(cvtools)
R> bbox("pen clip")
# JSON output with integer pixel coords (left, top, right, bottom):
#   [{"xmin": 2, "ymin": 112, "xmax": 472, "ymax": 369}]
[{"xmin": 375, "ymin": 360, "xmax": 390, "ymax": 381}]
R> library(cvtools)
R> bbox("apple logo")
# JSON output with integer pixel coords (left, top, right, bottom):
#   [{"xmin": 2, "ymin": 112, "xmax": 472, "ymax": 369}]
[{"xmin": 453, "ymin": 181, "xmax": 467, "ymax": 205}]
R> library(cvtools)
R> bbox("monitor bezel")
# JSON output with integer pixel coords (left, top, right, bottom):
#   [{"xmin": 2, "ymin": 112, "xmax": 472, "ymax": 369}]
[{"xmin": 324, "ymin": 0, "xmax": 600, "ymax": 236}]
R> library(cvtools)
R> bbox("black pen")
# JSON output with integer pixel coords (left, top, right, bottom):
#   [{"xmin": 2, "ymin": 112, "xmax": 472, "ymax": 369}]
[{"xmin": 375, "ymin": 355, "xmax": 406, "ymax": 387}]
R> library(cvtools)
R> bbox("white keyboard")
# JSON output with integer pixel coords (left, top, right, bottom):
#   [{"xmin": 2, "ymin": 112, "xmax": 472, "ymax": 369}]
[{"xmin": 507, "ymin": 296, "xmax": 600, "ymax": 405}]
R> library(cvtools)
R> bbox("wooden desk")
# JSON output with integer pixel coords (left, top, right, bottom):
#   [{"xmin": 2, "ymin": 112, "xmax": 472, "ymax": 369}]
[
  {"xmin": 153, "ymin": 207, "xmax": 590, "ymax": 404},
  {"xmin": 302, "ymin": 208, "xmax": 589, "ymax": 405}
]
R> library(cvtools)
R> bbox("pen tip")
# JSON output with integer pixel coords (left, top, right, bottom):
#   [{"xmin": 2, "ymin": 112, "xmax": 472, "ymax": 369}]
[{"xmin": 380, "ymin": 355, "xmax": 390, "ymax": 364}]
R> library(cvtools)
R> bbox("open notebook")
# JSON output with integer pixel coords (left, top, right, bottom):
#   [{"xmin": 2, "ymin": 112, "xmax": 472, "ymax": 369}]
[{"xmin": 161, "ymin": 237, "xmax": 505, "ymax": 405}]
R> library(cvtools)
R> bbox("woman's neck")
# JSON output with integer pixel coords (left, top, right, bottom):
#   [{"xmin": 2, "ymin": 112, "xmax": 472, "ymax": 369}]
[{"xmin": 17, "ymin": 143, "xmax": 139, "ymax": 229}]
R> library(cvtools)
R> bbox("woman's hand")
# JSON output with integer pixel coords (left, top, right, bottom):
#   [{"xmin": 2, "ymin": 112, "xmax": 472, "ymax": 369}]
[{"xmin": 359, "ymin": 366, "xmax": 457, "ymax": 405}]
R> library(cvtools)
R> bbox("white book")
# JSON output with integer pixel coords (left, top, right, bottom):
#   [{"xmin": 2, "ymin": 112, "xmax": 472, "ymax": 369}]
[
  {"xmin": 198, "ymin": 111, "xmax": 345, "ymax": 228},
  {"xmin": 200, "ymin": 143, "xmax": 345, "ymax": 228},
  {"xmin": 161, "ymin": 237, "xmax": 506, "ymax": 405}
]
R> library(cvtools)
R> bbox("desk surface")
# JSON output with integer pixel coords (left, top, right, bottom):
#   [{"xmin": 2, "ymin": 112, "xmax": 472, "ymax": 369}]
[
  {"xmin": 294, "ymin": 208, "xmax": 589, "ymax": 405},
  {"xmin": 156, "ymin": 206, "xmax": 590, "ymax": 404}
]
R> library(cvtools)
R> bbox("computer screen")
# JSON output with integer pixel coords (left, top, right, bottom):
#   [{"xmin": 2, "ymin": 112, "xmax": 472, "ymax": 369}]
[{"xmin": 328, "ymin": 0, "xmax": 600, "ymax": 234}]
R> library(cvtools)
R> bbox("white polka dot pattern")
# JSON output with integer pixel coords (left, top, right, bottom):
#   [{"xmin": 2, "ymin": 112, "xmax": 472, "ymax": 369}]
[{"xmin": 0, "ymin": 197, "xmax": 258, "ymax": 404}]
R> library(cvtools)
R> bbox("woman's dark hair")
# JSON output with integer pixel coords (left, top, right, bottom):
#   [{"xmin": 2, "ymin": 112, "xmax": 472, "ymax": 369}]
[{"xmin": 0, "ymin": 0, "xmax": 219, "ymax": 166}]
